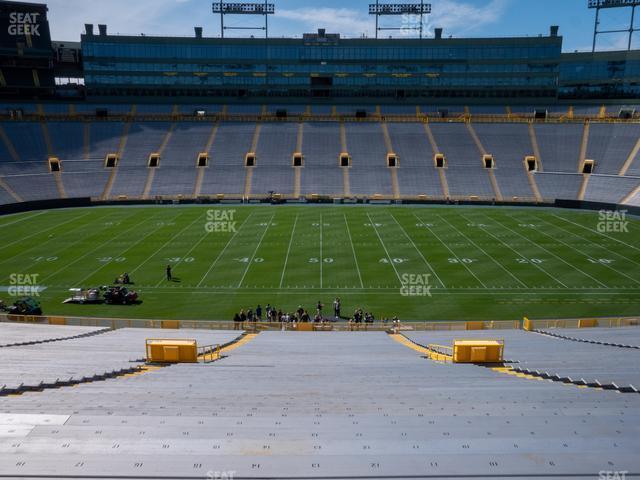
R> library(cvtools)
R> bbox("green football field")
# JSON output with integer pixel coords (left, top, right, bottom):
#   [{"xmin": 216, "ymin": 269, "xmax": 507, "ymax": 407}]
[{"xmin": 1, "ymin": 205, "xmax": 639, "ymax": 321}]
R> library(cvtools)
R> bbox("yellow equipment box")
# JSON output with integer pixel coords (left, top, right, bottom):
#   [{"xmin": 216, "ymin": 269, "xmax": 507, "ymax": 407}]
[
  {"xmin": 453, "ymin": 339, "xmax": 504, "ymax": 363},
  {"xmin": 146, "ymin": 339, "xmax": 198, "ymax": 363}
]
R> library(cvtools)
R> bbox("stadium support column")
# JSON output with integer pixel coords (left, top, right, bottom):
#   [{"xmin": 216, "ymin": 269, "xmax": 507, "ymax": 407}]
[
  {"xmin": 423, "ymin": 123, "xmax": 449, "ymax": 199},
  {"xmin": 143, "ymin": 123, "xmax": 176, "ymax": 200},
  {"xmin": 0, "ymin": 177, "xmax": 23, "ymax": 203},
  {"xmin": 293, "ymin": 123, "xmax": 303, "ymax": 199},
  {"xmin": 195, "ymin": 122, "xmax": 220, "ymax": 197},
  {"xmin": 40, "ymin": 120, "xmax": 67, "ymax": 199},
  {"xmin": 619, "ymin": 138, "xmax": 640, "ymax": 176},
  {"xmin": 528, "ymin": 124, "xmax": 543, "ymax": 171},
  {"xmin": 340, "ymin": 121, "xmax": 351, "ymax": 197},
  {"xmin": 245, "ymin": 124, "xmax": 262, "ymax": 199},
  {"xmin": 576, "ymin": 123, "xmax": 591, "ymax": 201},
  {"xmin": 466, "ymin": 123, "xmax": 502, "ymax": 201},
  {"xmin": 526, "ymin": 123, "xmax": 543, "ymax": 202},
  {"xmin": 102, "ymin": 122, "xmax": 132, "ymax": 200},
  {"xmin": 380, "ymin": 122, "xmax": 400, "ymax": 199},
  {"xmin": 620, "ymin": 184, "xmax": 640, "ymax": 205},
  {"xmin": 83, "ymin": 123, "xmax": 90, "ymax": 160},
  {"xmin": 0, "ymin": 125, "xmax": 20, "ymax": 162}
]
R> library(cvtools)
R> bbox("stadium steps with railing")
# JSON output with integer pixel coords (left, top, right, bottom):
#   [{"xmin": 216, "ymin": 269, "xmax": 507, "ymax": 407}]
[
  {"xmin": 40, "ymin": 121, "xmax": 67, "ymax": 199},
  {"xmin": 101, "ymin": 121, "xmax": 132, "ymax": 200},
  {"xmin": 142, "ymin": 122, "xmax": 175, "ymax": 199},
  {"xmin": 466, "ymin": 122, "xmax": 503, "ymax": 201},
  {"xmin": 619, "ymin": 137, "xmax": 640, "ymax": 176}
]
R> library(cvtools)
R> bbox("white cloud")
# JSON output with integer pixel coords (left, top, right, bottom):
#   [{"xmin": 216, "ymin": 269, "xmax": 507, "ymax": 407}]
[
  {"xmin": 29, "ymin": 0, "xmax": 198, "ymax": 41},
  {"xmin": 425, "ymin": 0, "xmax": 511, "ymax": 37},
  {"xmin": 277, "ymin": 0, "xmax": 510, "ymax": 39},
  {"xmin": 27, "ymin": 0, "xmax": 510, "ymax": 41},
  {"xmin": 277, "ymin": 7, "xmax": 372, "ymax": 37}
]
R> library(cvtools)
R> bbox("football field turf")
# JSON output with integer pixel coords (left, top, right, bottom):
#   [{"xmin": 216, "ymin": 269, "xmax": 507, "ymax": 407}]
[{"xmin": 1, "ymin": 205, "xmax": 639, "ymax": 321}]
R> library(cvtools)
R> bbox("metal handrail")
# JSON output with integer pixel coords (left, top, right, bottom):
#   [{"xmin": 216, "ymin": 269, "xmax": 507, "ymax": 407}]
[
  {"xmin": 197, "ymin": 344, "xmax": 221, "ymax": 363},
  {"xmin": 427, "ymin": 343, "xmax": 453, "ymax": 356}
]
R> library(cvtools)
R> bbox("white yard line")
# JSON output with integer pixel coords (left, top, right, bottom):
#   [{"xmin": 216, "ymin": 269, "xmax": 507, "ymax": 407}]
[
  {"xmin": 41, "ymin": 285, "xmax": 634, "ymax": 295},
  {"xmin": 320, "ymin": 212, "xmax": 323, "ymax": 289},
  {"xmin": 408, "ymin": 212, "xmax": 486, "ymax": 288},
  {"xmin": 279, "ymin": 213, "xmax": 299, "ymax": 288},
  {"xmin": 129, "ymin": 212, "xmax": 205, "ymax": 275},
  {"xmin": 517, "ymin": 214, "xmax": 640, "ymax": 286},
  {"xmin": 538, "ymin": 214, "xmax": 640, "ymax": 268},
  {"xmin": 73, "ymin": 212, "xmax": 181, "ymax": 286},
  {"xmin": 487, "ymin": 214, "xmax": 608, "ymax": 288},
  {"xmin": 237, "ymin": 214, "xmax": 274, "ymax": 288},
  {"xmin": 0, "ymin": 210, "xmax": 47, "ymax": 229},
  {"xmin": 196, "ymin": 211, "xmax": 255, "ymax": 288},
  {"xmin": 432, "ymin": 213, "xmax": 528, "ymax": 288},
  {"xmin": 3, "ymin": 210, "xmax": 124, "ymax": 275},
  {"xmin": 343, "ymin": 213, "xmax": 364, "ymax": 288},
  {"xmin": 386, "ymin": 211, "xmax": 446, "ymax": 288},
  {"xmin": 458, "ymin": 212, "xmax": 568, "ymax": 288},
  {"xmin": 552, "ymin": 213, "xmax": 640, "ymax": 254},
  {"xmin": 38, "ymin": 210, "xmax": 154, "ymax": 282},
  {"xmin": 366, "ymin": 212, "xmax": 403, "ymax": 286},
  {"xmin": 0, "ymin": 211, "xmax": 93, "ymax": 254}
]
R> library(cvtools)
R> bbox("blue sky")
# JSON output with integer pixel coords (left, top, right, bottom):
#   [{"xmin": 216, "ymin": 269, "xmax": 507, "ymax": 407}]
[{"xmin": 30, "ymin": 0, "xmax": 640, "ymax": 51}]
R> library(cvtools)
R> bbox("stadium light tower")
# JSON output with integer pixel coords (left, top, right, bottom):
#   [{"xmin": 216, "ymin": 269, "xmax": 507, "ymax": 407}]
[
  {"xmin": 588, "ymin": 0, "xmax": 640, "ymax": 51},
  {"xmin": 212, "ymin": 1, "xmax": 275, "ymax": 38},
  {"xmin": 369, "ymin": 1, "xmax": 432, "ymax": 39}
]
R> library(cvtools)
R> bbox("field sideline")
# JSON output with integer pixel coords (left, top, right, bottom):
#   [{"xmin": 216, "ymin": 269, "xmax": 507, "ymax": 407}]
[{"xmin": 0, "ymin": 205, "xmax": 639, "ymax": 321}]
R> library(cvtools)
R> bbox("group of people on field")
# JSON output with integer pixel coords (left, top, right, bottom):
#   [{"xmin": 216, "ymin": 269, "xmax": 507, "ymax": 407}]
[{"xmin": 231, "ymin": 298, "xmax": 398, "ymax": 328}]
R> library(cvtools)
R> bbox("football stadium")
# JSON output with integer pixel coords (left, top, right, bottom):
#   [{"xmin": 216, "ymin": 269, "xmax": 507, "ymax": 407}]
[{"xmin": 0, "ymin": 0, "xmax": 639, "ymax": 477}]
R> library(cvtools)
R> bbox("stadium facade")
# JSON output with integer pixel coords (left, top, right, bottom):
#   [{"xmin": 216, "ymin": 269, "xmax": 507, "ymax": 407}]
[{"xmin": 1, "ymin": 0, "xmax": 639, "ymax": 102}]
